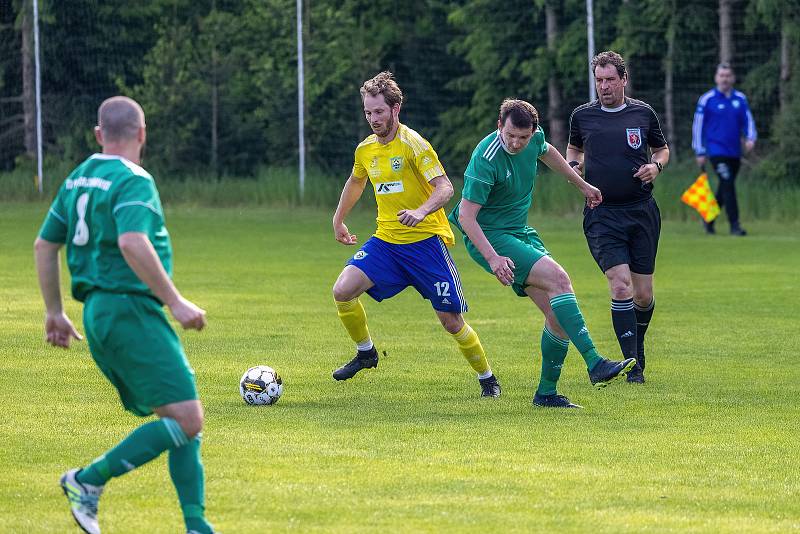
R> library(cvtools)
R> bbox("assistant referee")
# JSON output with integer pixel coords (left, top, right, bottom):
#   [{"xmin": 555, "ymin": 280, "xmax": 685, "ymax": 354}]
[{"xmin": 566, "ymin": 51, "xmax": 670, "ymax": 384}]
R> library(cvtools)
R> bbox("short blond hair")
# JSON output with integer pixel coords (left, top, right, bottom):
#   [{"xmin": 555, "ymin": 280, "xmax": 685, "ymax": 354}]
[
  {"xmin": 499, "ymin": 99, "xmax": 539, "ymax": 130},
  {"xmin": 360, "ymin": 71, "xmax": 403, "ymax": 107}
]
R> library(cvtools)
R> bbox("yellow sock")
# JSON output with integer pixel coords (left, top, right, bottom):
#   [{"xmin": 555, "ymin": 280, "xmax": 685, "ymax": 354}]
[
  {"xmin": 335, "ymin": 298, "xmax": 371, "ymax": 347},
  {"xmin": 452, "ymin": 323, "xmax": 490, "ymax": 375}
]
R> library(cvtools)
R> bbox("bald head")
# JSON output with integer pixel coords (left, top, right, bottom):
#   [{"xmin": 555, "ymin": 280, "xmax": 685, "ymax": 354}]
[{"xmin": 97, "ymin": 96, "xmax": 145, "ymax": 144}]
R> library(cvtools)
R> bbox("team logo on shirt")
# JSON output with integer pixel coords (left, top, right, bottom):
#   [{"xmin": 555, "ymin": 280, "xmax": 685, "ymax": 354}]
[
  {"xmin": 353, "ymin": 251, "xmax": 368, "ymax": 260},
  {"xmin": 732, "ymin": 100, "xmax": 740, "ymax": 109},
  {"xmin": 390, "ymin": 156, "xmax": 403, "ymax": 171},
  {"xmin": 626, "ymin": 128, "xmax": 642, "ymax": 149}
]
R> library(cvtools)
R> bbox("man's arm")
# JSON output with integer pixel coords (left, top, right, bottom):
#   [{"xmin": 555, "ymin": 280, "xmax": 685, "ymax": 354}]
[
  {"xmin": 332, "ymin": 174, "xmax": 368, "ymax": 245},
  {"xmin": 634, "ymin": 145, "xmax": 670, "ymax": 184},
  {"xmin": 457, "ymin": 199, "xmax": 515, "ymax": 286},
  {"xmin": 742, "ymin": 97, "xmax": 757, "ymax": 153},
  {"xmin": 34, "ymin": 237, "xmax": 83, "ymax": 348},
  {"xmin": 118, "ymin": 232, "xmax": 206, "ymax": 330},
  {"xmin": 565, "ymin": 144, "xmax": 584, "ymax": 175},
  {"xmin": 541, "ymin": 143, "xmax": 602, "ymax": 208},
  {"xmin": 397, "ymin": 174, "xmax": 453, "ymax": 227},
  {"xmin": 692, "ymin": 97, "xmax": 707, "ymax": 168}
]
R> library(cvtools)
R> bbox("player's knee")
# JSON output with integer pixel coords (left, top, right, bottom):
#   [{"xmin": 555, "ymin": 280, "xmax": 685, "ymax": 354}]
[
  {"xmin": 332, "ymin": 280, "xmax": 354, "ymax": 302},
  {"xmin": 552, "ymin": 267, "xmax": 573, "ymax": 294},
  {"xmin": 438, "ymin": 313, "xmax": 463, "ymax": 334},
  {"xmin": 177, "ymin": 411, "xmax": 204, "ymax": 439},
  {"xmin": 635, "ymin": 287, "xmax": 653, "ymax": 305}
]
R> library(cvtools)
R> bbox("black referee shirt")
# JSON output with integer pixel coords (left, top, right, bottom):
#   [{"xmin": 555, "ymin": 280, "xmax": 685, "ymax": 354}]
[{"xmin": 569, "ymin": 97, "xmax": 667, "ymax": 205}]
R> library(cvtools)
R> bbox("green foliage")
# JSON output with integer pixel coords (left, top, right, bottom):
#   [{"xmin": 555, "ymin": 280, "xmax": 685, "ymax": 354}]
[{"xmin": 1, "ymin": 0, "xmax": 797, "ymax": 184}]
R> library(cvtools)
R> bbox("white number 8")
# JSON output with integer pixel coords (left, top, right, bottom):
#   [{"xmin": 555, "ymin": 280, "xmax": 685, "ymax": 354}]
[{"xmin": 72, "ymin": 193, "xmax": 90, "ymax": 246}]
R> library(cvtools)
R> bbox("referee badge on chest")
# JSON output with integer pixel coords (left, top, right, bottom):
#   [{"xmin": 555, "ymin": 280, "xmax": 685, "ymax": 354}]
[{"xmin": 626, "ymin": 128, "xmax": 642, "ymax": 149}]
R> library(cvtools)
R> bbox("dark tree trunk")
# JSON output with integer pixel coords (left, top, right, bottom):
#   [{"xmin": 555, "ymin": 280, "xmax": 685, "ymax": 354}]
[{"xmin": 545, "ymin": 1, "xmax": 566, "ymax": 151}]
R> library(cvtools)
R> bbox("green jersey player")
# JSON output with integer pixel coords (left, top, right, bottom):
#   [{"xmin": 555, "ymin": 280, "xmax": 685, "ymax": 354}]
[
  {"xmin": 35, "ymin": 97, "xmax": 215, "ymax": 534},
  {"xmin": 449, "ymin": 99, "xmax": 635, "ymax": 408}
]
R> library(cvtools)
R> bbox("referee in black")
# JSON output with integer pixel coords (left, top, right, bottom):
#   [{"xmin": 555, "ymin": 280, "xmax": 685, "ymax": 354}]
[{"xmin": 566, "ymin": 51, "xmax": 670, "ymax": 384}]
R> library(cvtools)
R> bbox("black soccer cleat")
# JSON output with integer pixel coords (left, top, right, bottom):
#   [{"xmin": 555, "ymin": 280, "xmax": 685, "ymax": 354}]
[
  {"xmin": 730, "ymin": 225, "xmax": 747, "ymax": 236},
  {"xmin": 703, "ymin": 220, "xmax": 716, "ymax": 235},
  {"xmin": 479, "ymin": 375, "xmax": 501, "ymax": 398},
  {"xmin": 332, "ymin": 347, "xmax": 379, "ymax": 381},
  {"xmin": 533, "ymin": 392, "xmax": 583, "ymax": 409},
  {"xmin": 626, "ymin": 364, "xmax": 645, "ymax": 383},
  {"xmin": 588, "ymin": 357, "xmax": 636, "ymax": 389}
]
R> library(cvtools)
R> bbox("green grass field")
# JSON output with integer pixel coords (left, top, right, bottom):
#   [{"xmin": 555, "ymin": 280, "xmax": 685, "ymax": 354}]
[{"xmin": 1, "ymin": 202, "xmax": 799, "ymax": 533}]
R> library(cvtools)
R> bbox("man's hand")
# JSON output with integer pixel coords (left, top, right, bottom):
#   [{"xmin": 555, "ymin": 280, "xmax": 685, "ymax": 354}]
[
  {"xmin": 44, "ymin": 312, "xmax": 83, "ymax": 348},
  {"xmin": 571, "ymin": 161, "xmax": 584, "ymax": 176},
  {"xmin": 397, "ymin": 208, "xmax": 426, "ymax": 227},
  {"xmin": 168, "ymin": 296, "xmax": 207, "ymax": 330},
  {"xmin": 696, "ymin": 155, "xmax": 707, "ymax": 169},
  {"xmin": 488, "ymin": 255, "xmax": 515, "ymax": 286},
  {"xmin": 580, "ymin": 183, "xmax": 603, "ymax": 209},
  {"xmin": 634, "ymin": 163, "xmax": 660, "ymax": 184},
  {"xmin": 334, "ymin": 222, "xmax": 357, "ymax": 245},
  {"xmin": 744, "ymin": 140, "xmax": 755, "ymax": 153}
]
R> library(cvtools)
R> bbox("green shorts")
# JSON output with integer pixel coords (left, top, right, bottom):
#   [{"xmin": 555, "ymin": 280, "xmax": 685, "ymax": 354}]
[
  {"xmin": 83, "ymin": 291, "xmax": 198, "ymax": 416},
  {"xmin": 464, "ymin": 226, "xmax": 550, "ymax": 297}
]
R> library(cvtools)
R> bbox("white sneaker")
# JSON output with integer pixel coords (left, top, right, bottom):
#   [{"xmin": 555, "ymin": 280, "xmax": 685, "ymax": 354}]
[{"xmin": 60, "ymin": 468, "xmax": 103, "ymax": 534}]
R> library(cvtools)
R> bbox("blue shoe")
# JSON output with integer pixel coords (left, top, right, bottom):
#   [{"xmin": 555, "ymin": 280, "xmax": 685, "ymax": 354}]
[
  {"xmin": 479, "ymin": 375, "xmax": 501, "ymax": 398},
  {"xmin": 588, "ymin": 358, "xmax": 636, "ymax": 389},
  {"xmin": 533, "ymin": 392, "xmax": 583, "ymax": 408},
  {"xmin": 60, "ymin": 468, "xmax": 103, "ymax": 534},
  {"xmin": 626, "ymin": 363, "xmax": 645, "ymax": 383}
]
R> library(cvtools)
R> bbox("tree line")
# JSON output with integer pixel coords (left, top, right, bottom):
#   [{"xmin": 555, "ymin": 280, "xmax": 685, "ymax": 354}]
[{"xmin": 1, "ymin": 0, "xmax": 797, "ymax": 183}]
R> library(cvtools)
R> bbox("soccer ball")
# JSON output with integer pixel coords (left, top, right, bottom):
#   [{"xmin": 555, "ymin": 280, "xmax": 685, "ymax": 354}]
[{"xmin": 239, "ymin": 365, "xmax": 283, "ymax": 405}]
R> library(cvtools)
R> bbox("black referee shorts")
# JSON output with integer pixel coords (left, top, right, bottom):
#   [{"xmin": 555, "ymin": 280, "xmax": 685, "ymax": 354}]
[{"xmin": 582, "ymin": 197, "xmax": 661, "ymax": 275}]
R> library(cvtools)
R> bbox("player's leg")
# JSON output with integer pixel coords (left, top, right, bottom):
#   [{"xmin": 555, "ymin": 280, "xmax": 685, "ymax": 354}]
[
  {"xmin": 64, "ymin": 293, "xmax": 212, "ymax": 534},
  {"xmin": 525, "ymin": 287, "xmax": 581, "ymax": 408},
  {"xmin": 525, "ymin": 257, "xmax": 635, "ymax": 388},
  {"xmin": 332, "ymin": 264, "xmax": 380, "ymax": 380},
  {"xmin": 631, "ymin": 272, "xmax": 654, "ymax": 382},
  {"xmin": 726, "ymin": 158, "xmax": 745, "ymax": 234},
  {"xmin": 156, "ymin": 400, "xmax": 215, "ymax": 534},
  {"xmin": 435, "ymin": 310, "xmax": 499, "ymax": 397},
  {"xmin": 625, "ymin": 198, "xmax": 661, "ymax": 382},
  {"xmin": 333, "ymin": 237, "xmax": 406, "ymax": 380},
  {"xmin": 605, "ymin": 263, "xmax": 638, "ymax": 363}
]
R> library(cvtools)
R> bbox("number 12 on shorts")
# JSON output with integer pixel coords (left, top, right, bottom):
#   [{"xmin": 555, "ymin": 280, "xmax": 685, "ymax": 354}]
[{"xmin": 434, "ymin": 281, "xmax": 450, "ymax": 296}]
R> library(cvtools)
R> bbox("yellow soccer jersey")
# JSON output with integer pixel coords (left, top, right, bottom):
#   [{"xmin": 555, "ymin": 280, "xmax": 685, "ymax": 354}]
[{"xmin": 352, "ymin": 123, "xmax": 454, "ymax": 245}]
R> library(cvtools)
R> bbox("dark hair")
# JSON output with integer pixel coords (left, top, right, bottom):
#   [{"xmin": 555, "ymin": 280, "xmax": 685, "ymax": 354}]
[
  {"xmin": 591, "ymin": 51, "xmax": 627, "ymax": 79},
  {"xmin": 716, "ymin": 62, "xmax": 734, "ymax": 73},
  {"xmin": 360, "ymin": 71, "xmax": 403, "ymax": 107},
  {"xmin": 498, "ymin": 99, "xmax": 538, "ymax": 130}
]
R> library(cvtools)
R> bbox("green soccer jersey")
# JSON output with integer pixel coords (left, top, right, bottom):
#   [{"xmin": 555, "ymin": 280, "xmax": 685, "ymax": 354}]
[
  {"xmin": 38, "ymin": 154, "xmax": 172, "ymax": 302},
  {"xmin": 449, "ymin": 127, "xmax": 548, "ymax": 233}
]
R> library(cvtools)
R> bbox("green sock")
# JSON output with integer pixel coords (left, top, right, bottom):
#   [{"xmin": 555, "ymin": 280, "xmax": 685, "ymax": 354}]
[
  {"xmin": 537, "ymin": 326, "xmax": 569, "ymax": 395},
  {"xmin": 77, "ymin": 418, "xmax": 188, "ymax": 486},
  {"xmin": 169, "ymin": 435, "xmax": 213, "ymax": 534},
  {"xmin": 549, "ymin": 293, "xmax": 603, "ymax": 371}
]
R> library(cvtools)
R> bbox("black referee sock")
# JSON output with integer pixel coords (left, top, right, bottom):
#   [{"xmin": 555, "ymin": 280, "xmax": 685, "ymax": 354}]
[
  {"xmin": 611, "ymin": 298, "xmax": 637, "ymax": 359},
  {"xmin": 634, "ymin": 298, "xmax": 655, "ymax": 370}
]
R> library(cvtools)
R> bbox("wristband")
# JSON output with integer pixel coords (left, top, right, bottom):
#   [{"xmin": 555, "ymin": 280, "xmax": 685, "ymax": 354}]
[
  {"xmin": 568, "ymin": 160, "xmax": 580, "ymax": 168},
  {"xmin": 653, "ymin": 161, "xmax": 663, "ymax": 173}
]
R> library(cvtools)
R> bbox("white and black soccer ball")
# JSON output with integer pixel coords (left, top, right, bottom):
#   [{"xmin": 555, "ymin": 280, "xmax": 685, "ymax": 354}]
[{"xmin": 239, "ymin": 365, "xmax": 283, "ymax": 405}]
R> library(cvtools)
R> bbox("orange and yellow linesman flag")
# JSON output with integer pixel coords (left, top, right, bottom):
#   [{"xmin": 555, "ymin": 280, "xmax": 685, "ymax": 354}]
[{"xmin": 681, "ymin": 173, "xmax": 720, "ymax": 223}]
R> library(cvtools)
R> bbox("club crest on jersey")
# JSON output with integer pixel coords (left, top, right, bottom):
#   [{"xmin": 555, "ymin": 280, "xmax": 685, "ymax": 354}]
[
  {"xmin": 390, "ymin": 156, "xmax": 403, "ymax": 171},
  {"xmin": 353, "ymin": 250, "xmax": 368, "ymax": 260},
  {"xmin": 626, "ymin": 128, "xmax": 642, "ymax": 149}
]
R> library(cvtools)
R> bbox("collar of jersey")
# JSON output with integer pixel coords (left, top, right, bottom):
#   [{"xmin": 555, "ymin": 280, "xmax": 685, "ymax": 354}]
[{"xmin": 600, "ymin": 102, "xmax": 627, "ymax": 113}]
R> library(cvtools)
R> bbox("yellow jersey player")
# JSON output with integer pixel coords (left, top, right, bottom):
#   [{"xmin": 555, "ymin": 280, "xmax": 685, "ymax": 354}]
[{"xmin": 331, "ymin": 71, "xmax": 501, "ymax": 398}]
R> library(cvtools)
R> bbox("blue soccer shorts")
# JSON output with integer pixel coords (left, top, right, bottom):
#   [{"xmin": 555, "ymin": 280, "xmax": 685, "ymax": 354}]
[{"xmin": 346, "ymin": 235, "xmax": 467, "ymax": 313}]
